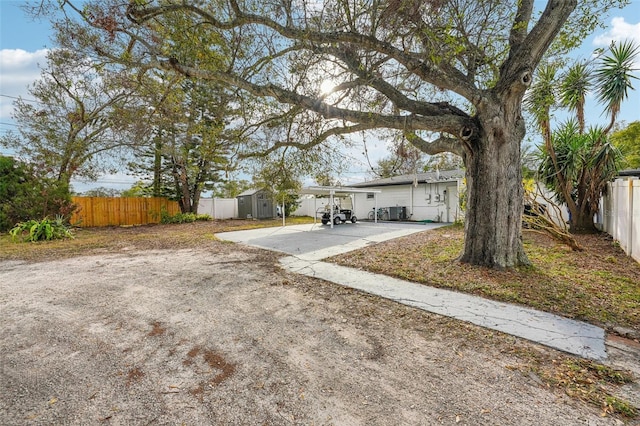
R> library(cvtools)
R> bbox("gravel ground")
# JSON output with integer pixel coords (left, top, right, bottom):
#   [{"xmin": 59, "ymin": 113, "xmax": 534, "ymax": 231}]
[{"xmin": 0, "ymin": 244, "xmax": 630, "ymax": 425}]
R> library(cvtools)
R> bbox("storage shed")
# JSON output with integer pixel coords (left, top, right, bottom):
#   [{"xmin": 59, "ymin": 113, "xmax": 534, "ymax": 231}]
[{"xmin": 237, "ymin": 189, "xmax": 277, "ymax": 219}]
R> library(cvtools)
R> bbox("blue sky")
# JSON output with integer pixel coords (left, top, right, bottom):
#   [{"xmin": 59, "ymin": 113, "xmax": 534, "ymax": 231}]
[{"xmin": 1, "ymin": 1, "xmax": 639, "ymax": 190}]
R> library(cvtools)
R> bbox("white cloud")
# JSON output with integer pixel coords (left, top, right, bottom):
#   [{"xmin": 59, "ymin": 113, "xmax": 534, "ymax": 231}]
[
  {"xmin": 593, "ymin": 17, "xmax": 640, "ymax": 46},
  {"xmin": 0, "ymin": 48, "xmax": 48, "ymax": 121}
]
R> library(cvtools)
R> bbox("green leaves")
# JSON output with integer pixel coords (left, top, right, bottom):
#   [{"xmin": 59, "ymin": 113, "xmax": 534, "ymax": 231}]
[
  {"xmin": 9, "ymin": 217, "xmax": 74, "ymax": 243},
  {"xmin": 525, "ymin": 64, "xmax": 558, "ymax": 129},
  {"xmin": 611, "ymin": 121, "xmax": 640, "ymax": 168},
  {"xmin": 538, "ymin": 120, "xmax": 622, "ymax": 221},
  {"xmin": 528, "ymin": 40, "xmax": 636, "ymax": 231},
  {"xmin": 594, "ymin": 40, "xmax": 639, "ymax": 125}
]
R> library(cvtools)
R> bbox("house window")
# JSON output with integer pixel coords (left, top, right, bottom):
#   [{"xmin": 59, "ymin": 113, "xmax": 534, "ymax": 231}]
[{"xmin": 367, "ymin": 193, "xmax": 375, "ymax": 199}]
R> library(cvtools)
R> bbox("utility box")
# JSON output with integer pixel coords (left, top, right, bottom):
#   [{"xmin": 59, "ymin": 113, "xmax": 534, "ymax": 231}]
[{"xmin": 388, "ymin": 206, "xmax": 407, "ymax": 221}]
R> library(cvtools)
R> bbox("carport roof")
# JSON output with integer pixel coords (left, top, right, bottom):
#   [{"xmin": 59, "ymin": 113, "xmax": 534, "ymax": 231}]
[{"xmin": 300, "ymin": 186, "xmax": 381, "ymax": 197}]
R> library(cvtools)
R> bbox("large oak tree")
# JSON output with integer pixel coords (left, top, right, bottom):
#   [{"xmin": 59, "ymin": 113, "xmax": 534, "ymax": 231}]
[{"xmin": 45, "ymin": 0, "xmax": 627, "ymax": 268}]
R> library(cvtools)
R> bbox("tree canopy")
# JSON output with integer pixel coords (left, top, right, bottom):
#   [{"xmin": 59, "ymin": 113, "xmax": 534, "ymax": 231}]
[
  {"xmin": 40, "ymin": 0, "xmax": 630, "ymax": 268},
  {"xmin": 0, "ymin": 49, "xmax": 143, "ymax": 185},
  {"xmin": 47, "ymin": 0, "xmax": 626, "ymax": 158},
  {"xmin": 612, "ymin": 121, "xmax": 640, "ymax": 169}
]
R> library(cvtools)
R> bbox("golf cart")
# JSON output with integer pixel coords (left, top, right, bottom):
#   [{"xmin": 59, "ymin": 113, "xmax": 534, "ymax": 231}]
[{"xmin": 321, "ymin": 205, "xmax": 357, "ymax": 225}]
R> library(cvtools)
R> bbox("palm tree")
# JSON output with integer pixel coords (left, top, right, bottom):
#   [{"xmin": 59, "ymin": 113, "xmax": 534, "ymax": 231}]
[
  {"xmin": 529, "ymin": 41, "xmax": 638, "ymax": 233},
  {"xmin": 559, "ymin": 62, "xmax": 591, "ymax": 134},
  {"xmin": 538, "ymin": 122, "xmax": 621, "ymax": 232},
  {"xmin": 525, "ymin": 64, "xmax": 558, "ymax": 147},
  {"xmin": 594, "ymin": 41, "xmax": 639, "ymax": 134}
]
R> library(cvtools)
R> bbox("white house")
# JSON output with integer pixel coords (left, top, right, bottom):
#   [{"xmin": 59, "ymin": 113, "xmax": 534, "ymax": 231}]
[{"xmin": 349, "ymin": 169, "xmax": 465, "ymax": 223}]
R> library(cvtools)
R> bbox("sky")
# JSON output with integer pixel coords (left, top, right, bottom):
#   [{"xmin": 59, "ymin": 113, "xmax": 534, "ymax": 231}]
[{"xmin": 1, "ymin": 0, "xmax": 640, "ymax": 192}]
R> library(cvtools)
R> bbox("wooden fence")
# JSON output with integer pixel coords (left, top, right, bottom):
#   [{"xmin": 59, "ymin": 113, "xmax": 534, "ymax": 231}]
[{"xmin": 70, "ymin": 197, "xmax": 180, "ymax": 227}]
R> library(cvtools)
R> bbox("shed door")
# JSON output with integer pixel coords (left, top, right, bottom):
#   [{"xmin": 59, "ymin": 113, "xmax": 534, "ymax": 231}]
[
  {"xmin": 256, "ymin": 193, "xmax": 273, "ymax": 219},
  {"xmin": 238, "ymin": 196, "xmax": 251, "ymax": 219}
]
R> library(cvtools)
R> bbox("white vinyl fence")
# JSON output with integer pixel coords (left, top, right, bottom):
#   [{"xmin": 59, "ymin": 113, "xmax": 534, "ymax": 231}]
[
  {"xmin": 602, "ymin": 178, "xmax": 640, "ymax": 263},
  {"xmin": 197, "ymin": 198, "xmax": 238, "ymax": 220},
  {"xmin": 292, "ymin": 197, "xmax": 332, "ymax": 218}
]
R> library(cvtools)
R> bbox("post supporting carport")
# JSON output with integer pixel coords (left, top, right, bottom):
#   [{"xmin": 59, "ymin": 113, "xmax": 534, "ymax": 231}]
[{"xmin": 329, "ymin": 189, "xmax": 335, "ymax": 228}]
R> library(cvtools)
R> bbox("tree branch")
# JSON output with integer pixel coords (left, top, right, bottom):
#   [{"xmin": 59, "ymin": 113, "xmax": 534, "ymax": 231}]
[
  {"xmin": 404, "ymin": 132, "xmax": 465, "ymax": 158},
  {"xmin": 500, "ymin": 0, "xmax": 577, "ymax": 93},
  {"xmin": 159, "ymin": 57, "xmax": 477, "ymax": 136},
  {"xmin": 126, "ymin": 2, "xmax": 480, "ymax": 102},
  {"xmin": 329, "ymin": 47, "xmax": 471, "ymax": 119},
  {"xmin": 239, "ymin": 122, "xmax": 375, "ymax": 158},
  {"xmin": 508, "ymin": 0, "xmax": 534, "ymax": 50}
]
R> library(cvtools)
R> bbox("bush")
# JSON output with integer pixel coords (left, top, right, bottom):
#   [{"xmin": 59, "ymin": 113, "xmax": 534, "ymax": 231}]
[
  {"xmin": 0, "ymin": 156, "xmax": 76, "ymax": 231},
  {"xmin": 160, "ymin": 209, "xmax": 211, "ymax": 224},
  {"xmin": 9, "ymin": 216, "xmax": 74, "ymax": 242}
]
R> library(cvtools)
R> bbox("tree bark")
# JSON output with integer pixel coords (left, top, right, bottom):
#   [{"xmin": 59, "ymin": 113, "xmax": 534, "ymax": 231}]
[
  {"xmin": 460, "ymin": 100, "xmax": 529, "ymax": 269},
  {"xmin": 571, "ymin": 213, "xmax": 598, "ymax": 233}
]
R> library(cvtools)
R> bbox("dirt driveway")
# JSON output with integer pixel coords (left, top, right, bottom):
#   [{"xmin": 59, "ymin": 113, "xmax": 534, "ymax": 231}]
[{"xmin": 0, "ymin": 242, "xmax": 628, "ymax": 425}]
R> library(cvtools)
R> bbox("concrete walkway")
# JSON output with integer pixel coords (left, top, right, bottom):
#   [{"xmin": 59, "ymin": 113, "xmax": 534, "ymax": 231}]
[{"xmin": 217, "ymin": 223, "xmax": 607, "ymax": 360}]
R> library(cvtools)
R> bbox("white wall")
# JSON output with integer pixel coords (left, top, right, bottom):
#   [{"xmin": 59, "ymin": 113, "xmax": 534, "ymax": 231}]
[
  {"xmin": 197, "ymin": 198, "xmax": 238, "ymax": 219},
  {"xmin": 293, "ymin": 197, "xmax": 330, "ymax": 217},
  {"xmin": 352, "ymin": 181, "xmax": 462, "ymax": 222},
  {"xmin": 530, "ymin": 184, "xmax": 569, "ymax": 227},
  {"xmin": 603, "ymin": 178, "xmax": 640, "ymax": 263}
]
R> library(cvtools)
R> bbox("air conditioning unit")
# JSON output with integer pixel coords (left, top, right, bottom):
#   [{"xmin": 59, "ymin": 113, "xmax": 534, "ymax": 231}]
[{"xmin": 388, "ymin": 206, "xmax": 407, "ymax": 221}]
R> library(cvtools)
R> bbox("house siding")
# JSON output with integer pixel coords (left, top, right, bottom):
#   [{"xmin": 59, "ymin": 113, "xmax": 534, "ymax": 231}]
[{"xmin": 352, "ymin": 180, "xmax": 462, "ymax": 222}]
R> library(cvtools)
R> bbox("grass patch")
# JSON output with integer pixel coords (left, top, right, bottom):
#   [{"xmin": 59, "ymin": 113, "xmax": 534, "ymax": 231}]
[
  {"xmin": 531, "ymin": 357, "xmax": 635, "ymax": 418},
  {"xmin": 329, "ymin": 224, "xmax": 640, "ymax": 420},
  {"xmin": 0, "ymin": 217, "xmax": 315, "ymax": 262},
  {"xmin": 331, "ymin": 226, "xmax": 640, "ymax": 333}
]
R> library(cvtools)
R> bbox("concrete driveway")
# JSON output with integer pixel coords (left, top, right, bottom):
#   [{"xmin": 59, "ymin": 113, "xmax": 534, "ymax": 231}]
[
  {"xmin": 218, "ymin": 220, "xmax": 610, "ymax": 361},
  {"xmin": 217, "ymin": 221, "xmax": 446, "ymax": 260}
]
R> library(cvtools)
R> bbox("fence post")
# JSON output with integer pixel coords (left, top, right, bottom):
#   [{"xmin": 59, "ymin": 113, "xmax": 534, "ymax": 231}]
[
  {"xmin": 628, "ymin": 178, "xmax": 636, "ymax": 257},
  {"xmin": 611, "ymin": 179, "xmax": 620, "ymax": 245}
]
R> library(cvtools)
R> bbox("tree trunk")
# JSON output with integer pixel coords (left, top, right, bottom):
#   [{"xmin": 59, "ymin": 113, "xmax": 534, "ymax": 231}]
[
  {"xmin": 178, "ymin": 174, "xmax": 193, "ymax": 213},
  {"xmin": 570, "ymin": 210, "xmax": 598, "ymax": 233},
  {"xmin": 570, "ymin": 179, "xmax": 598, "ymax": 233},
  {"xmin": 191, "ymin": 183, "xmax": 201, "ymax": 214},
  {"xmin": 460, "ymin": 103, "xmax": 529, "ymax": 269},
  {"xmin": 153, "ymin": 136, "xmax": 162, "ymax": 197}
]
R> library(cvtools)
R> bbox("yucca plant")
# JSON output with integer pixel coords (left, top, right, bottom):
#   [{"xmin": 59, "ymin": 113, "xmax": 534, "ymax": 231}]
[{"xmin": 527, "ymin": 40, "xmax": 638, "ymax": 233}]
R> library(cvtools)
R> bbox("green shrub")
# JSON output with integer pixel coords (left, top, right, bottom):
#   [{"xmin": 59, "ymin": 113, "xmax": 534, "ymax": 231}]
[
  {"xmin": 160, "ymin": 209, "xmax": 211, "ymax": 224},
  {"xmin": 9, "ymin": 216, "xmax": 74, "ymax": 242},
  {"xmin": 0, "ymin": 156, "xmax": 76, "ymax": 231}
]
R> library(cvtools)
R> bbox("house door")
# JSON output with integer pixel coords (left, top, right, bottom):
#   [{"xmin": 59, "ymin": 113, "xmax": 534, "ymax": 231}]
[{"xmin": 445, "ymin": 185, "xmax": 458, "ymax": 222}]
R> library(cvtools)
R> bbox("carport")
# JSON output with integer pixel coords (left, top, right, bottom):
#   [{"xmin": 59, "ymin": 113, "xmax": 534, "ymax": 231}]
[{"xmin": 300, "ymin": 186, "xmax": 381, "ymax": 228}]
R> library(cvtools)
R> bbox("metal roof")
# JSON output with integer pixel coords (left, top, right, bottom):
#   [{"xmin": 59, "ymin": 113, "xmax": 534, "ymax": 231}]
[
  {"xmin": 300, "ymin": 186, "xmax": 381, "ymax": 197},
  {"xmin": 350, "ymin": 169, "xmax": 465, "ymax": 188},
  {"xmin": 236, "ymin": 188, "xmax": 264, "ymax": 197},
  {"xmin": 618, "ymin": 169, "xmax": 640, "ymax": 177}
]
